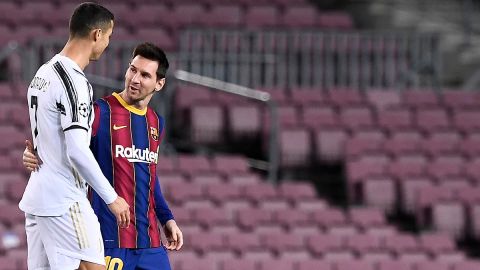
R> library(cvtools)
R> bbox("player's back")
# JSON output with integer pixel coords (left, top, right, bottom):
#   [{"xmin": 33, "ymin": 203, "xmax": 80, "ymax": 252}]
[{"xmin": 20, "ymin": 54, "xmax": 94, "ymax": 216}]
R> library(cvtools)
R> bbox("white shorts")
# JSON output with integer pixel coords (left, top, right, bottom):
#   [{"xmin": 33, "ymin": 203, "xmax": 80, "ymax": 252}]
[{"xmin": 25, "ymin": 201, "xmax": 105, "ymax": 270}]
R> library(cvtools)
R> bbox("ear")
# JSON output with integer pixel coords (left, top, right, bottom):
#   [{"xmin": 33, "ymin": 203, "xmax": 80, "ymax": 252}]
[
  {"xmin": 92, "ymin": 28, "xmax": 102, "ymax": 42},
  {"xmin": 154, "ymin": 78, "xmax": 166, "ymax": 92}
]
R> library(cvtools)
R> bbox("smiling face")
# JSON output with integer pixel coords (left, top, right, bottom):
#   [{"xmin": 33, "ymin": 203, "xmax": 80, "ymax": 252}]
[{"xmin": 123, "ymin": 55, "xmax": 165, "ymax": 108}]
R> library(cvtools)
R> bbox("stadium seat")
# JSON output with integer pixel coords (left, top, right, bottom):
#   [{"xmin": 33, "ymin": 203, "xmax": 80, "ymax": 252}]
[
  {"xmin": 419, "ymin": 233, "xmax": 456, "ymax": 256},
  {"xmin": 416, "ymin": 260, "xmax": 451, "ymax": 270},
  {"xmin": 388, "ymin": 154, "xmax": 428, "ymax": 179},
  {"xmin": 335, "ymin": 259, "xmax": 375, "ymax": 270},
  {"xmin": 403, "ymin": 90, "xmax": 440, "ymax": 109},
  {"xmin": 441, "ymin": 90, "xmax": 480, "ymax": 110},
  {"xmin": 426, "ymin": 155, "xmax": 465, "ymax": 181},
  {"xmin": 362, "ymin": 176, "xmax": 396, "ymax": 212},
  {"xmin": 306, "ymin": 233, "xmax": 344, "ymax": 256},
  {"xmin": 281, "ymin": 5, "xmax": 317, "ymax": 28},
  {"xmin": 315, "ymin": 128, "xmax": 349, "ymax": 162},
  {"xmin": 244, "ymin": 5, "xmax": 280, "ymax": 29},
  {"xmin": 377, "ymin": 106, "xmax": 414, "ymax": 133},
  {"xmin": 398, "ymin": 176, "xmax": 434, "ymax": 213},
  {"xmin": 378, "ymin": 260, "xmax": 413, "ymax": 270},
  {"xmin": 452, "ymin": 109, "xmax": 480, "ymax": 134},
  {"xmin": 177, "ymin": 155, "xmax": 212, "ymax": 176},
  {"xmin": 204, "ymin": 5, "xmax": 243, "ymax": 27},
  {"xmin": 278, "ymin": 181, "xmax": 317, "ymax": 202},
  {"xmin": 460, "ymin": 132, "xmax": 480, "ymax": 158},
  {"xmin": 262, "ymin": 231, "xmax": 304, "ymax": 253},
  {"xmin": 317, "ymin": 11, "xmax": 354, "ymax": 29},
  {"xmin": 204, "ymin": 183, "xmax": 243, "ymax": 205},
  {"xmin": 345, "ymin": 129, "xmax": 386, "ymax": 159},
  {"xmin": 452, "ymin": 260, "xmax": 480, "ymax": 270},
  {"xmin": 366, "ymin": 90, "xmax": 402, "ymax": 110},
  {"xmin": 327, "ymin": 88, "xmax": 365, "ymax": 107},
  {"xmin": 274, "ymin": 208, "xmax": 311, "ymax": 229},
  {"xmin": 384, "ymin": 234, "xmax": 419, "ymax": 255},
  {"xmin": 415, "ymin": 107, "xmax": 451, "ymax": 134},
  {"xmin": 242, "ymin": 182, "xmax": 279, "ymax": 203},
  {"xmin": 236, "ymin": 208, "xmax": 274, "ymax": 230},
  {"xmin": 431, "ymin": 200, "xmax": 466, "ymax": 239},
  {"xmin": 382, "ymin": 130, "xmax": 424, "ymax": 156},
  {"xmin": 345, "ymin": 234, "xmax": 382, "ymax": 255},
  {"xmin": 219, "ymin": 258, "xmax": 256, "ymax": 270},
  {"xmin": 301, "ymin": 104, "xmax": 340, "ymax": 131},
  {"xmin": 279, "ymin": 127, "xmax": 311, "ymax": 168},
  {"xmin": 290, "ymin": 88, "xmax": 325, "ymax": 105},
  {"xmin": 193, "ymin": 207, "xmax": 232, "ymax": 229},
  {"xmin": 228, "ymin": 103, "xmax": 262, "ymax": 140},
  {"xmin": 297, "ymin": 260, "xmax": 332, "ymax": 270},
  {"xmin": 422, "ymin": 131, "xmax": 461, "ymax": 157},
  {"xmin": 349, "ymin": 208, "xmax": 386, "ymax": 229},
  {"xmin": 340, "ymin": 106, "xmax": 375, "ymax": 131},
  {"xmin": 311, "ymin": 208, "xmax": 347, "ymax": 229}
]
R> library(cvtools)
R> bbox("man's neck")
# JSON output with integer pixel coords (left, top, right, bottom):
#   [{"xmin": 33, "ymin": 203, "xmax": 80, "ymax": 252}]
[
  {"xmin": 119, "ymin": 90, "xmax": 150, "ymax": 111},
  {"xmin": 59, "ymin": 39, "xmax": 92, "ymax": 70}
]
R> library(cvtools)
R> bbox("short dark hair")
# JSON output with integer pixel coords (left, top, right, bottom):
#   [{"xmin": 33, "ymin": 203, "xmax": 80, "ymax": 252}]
[
  {"xmin": 69, "ymin": 2, "xmax": 114, "ymax": 38},
  {"xmin": 132, "ymin": 42, "xmax": 169, "ymax": 79}
]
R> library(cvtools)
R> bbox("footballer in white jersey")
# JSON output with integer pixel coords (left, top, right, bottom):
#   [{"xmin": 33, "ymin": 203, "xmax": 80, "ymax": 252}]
[{"xmin": 20, "ymin": 54, "xmax": 117, "ymax": 216}]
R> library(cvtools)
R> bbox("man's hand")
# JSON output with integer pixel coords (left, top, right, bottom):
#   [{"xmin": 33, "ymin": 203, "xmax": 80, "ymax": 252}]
[
  {"xmin": 107, "ymin": 196, "xmax": 130, "ymax": 228},
  {"xmin": 23, "ymin": 140, "xmax": 41, "ymax": 172},
  {"xmin": 164, "ymin": 220, "xmax": 183, "ymax": 251}
]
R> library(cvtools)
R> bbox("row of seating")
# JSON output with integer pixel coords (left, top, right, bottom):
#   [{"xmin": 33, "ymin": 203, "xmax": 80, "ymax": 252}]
[{"xmin": 0, "ymin": 3, "xmax": 352, "ymax": 47}]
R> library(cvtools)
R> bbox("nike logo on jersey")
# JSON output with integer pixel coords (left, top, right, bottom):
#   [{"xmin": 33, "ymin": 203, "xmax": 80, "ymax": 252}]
[{"xmin": 113, "ymin": 124, "xmax": 127, "ymax": 130}]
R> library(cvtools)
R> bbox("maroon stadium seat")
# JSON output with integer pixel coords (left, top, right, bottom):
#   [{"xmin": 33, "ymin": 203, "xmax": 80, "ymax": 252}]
[
  {"xmin": 452, "ymin": 109, "xmax": 480, "ymax": 134},
  {"xmin": 383, "ymin": 130, "xmax": 424, "ymax": 156},
  {"xmin": 378, "ymin": 260, "xmax": 413, "ymax": 270},
  {"xmin": 441, "ymin": 90, "xmax": 480, "ymax": 110},
  {"xmin": 306, "ymin": 233, "xmax": 344, "ymax": 256},
  {"xmin": 460, "ymin": 132, "xmax": 480, "ymax": 158},
  {"xmin": 281, "ymin": 5, "xmax": 317, "ymax": 28},
  {"xmin": 340, "ymin": 106, "xmax": 375, "ymax": 131},
  {"xmin": 278, "ymin": 181, "xmax": 317, "ymax": 202},
  {"xmin": 204, "ymin": 4, "xmax": 243, "ymax": 27},
  {"xmin": 345, "ymin": 234, "xmax": 382, "ymax": 255},
  {"xmin": 419, "ymin": 233, "xmax": 456, "ymax": 256},
  {"xmin": 384, "ymin": 234, "xmax": 419, "ymax": 255},
  {"xmin": 335, "ymin": 259, "xmax": 375, "ymax": 270},
  {"xmin": 414, "ymin": 107, "xmax": 451, "ymax": 134},
  {"xmin": 228, "ymin": 103, "xmax": 262, "ymax": 139},
  {"xmin": 403, "ymin": 90, "xmax": 440, "ymax": 109},
  {"xmin": 317, "ymin": 11, "xmax": 354, "ymax": 29},
  {"xmin": 349, "ymin": 208, "xmax": 386, "ymax": 229},
  {"xmin": 279, "ymin": 127, "xmax": 311, "ymax": 168},
  {"xmin": 422, "ymin": 131, "xmax": 461, "ymax": 157},
  {"xmin": 328, "ymin": 88, "xmax": 365, "ymax": 107},
  {"xmin": 345, "ymin": 129, "xmax": 386, "ymax": 159},
  {"xmin": 301, "ymin": 104, "xmax": 340, "ymax": 130},
  {"xmin": 377, "ymin": 106, "xmax": 414, "ymax": 133},
  {"xmin": 244, "ymin": 5, "xmax": 280, "ymax": 29},
  {"xmin": 366, "ymin": 90, "xmax": 402, "ymax": 110},
  {"xmin": 416, "ymin": 260, "xmax": 451, "ymax": 270},
  {"xmin": 426, "ymin": 155, "xmax": 465, "ymax": 181},
  {"xmin": 362, "ymin": 175, "xmax": 396, "ymax": 212},
  {"xmin": 315, "ymin": 128, "xmax": 349, "ymax": 162},
  {"xmin": 452, "ymin": 260, "xmax": 480, "ymax": 270}
]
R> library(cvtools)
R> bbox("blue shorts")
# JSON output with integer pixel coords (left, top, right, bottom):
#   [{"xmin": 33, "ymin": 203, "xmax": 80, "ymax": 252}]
[{"xmin": 105, "ymin": 246, "xmax": 171, "ymax": 270}]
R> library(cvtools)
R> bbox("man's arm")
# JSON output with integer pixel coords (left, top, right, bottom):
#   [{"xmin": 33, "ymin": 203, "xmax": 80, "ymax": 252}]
[
  {"xmin": 154, "ymin": 176, "xmax": 183, "ymax": 250},
  {"xmin": 64, "ymin": 128, "xmax": 131, "ymax": 228}
]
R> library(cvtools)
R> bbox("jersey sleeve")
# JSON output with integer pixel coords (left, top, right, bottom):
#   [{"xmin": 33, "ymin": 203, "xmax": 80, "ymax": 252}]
[
  {"xmin": 59, "ymin": 77, "xmax": 92, "ymax": 132},
  {"xmin": 154, "ymin": 175, "xmax": 174, "ymax": 225}
]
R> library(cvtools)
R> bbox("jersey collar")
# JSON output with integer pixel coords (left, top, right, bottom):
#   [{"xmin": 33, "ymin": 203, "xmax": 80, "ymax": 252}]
[{"xmin": 112, "ymin": 92, "xmax": 147, "ymax": 115}]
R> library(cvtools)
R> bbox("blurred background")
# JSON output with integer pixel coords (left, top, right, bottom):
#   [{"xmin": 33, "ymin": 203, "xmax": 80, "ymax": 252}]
[{"xmin": 2, "ymin": 0, "xmax": 480, "ymax": 269}]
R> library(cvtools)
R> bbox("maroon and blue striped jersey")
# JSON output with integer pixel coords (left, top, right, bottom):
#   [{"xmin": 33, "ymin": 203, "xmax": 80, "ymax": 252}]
[{"xmin": 89, "ymin": 92, "xmax": 174, "ymax": 248}]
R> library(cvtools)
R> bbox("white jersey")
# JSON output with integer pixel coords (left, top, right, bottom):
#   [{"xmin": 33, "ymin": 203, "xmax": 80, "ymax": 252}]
[{"xmin": 20, "ymin": 54, "xmax": 116, "ymax": 216}]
